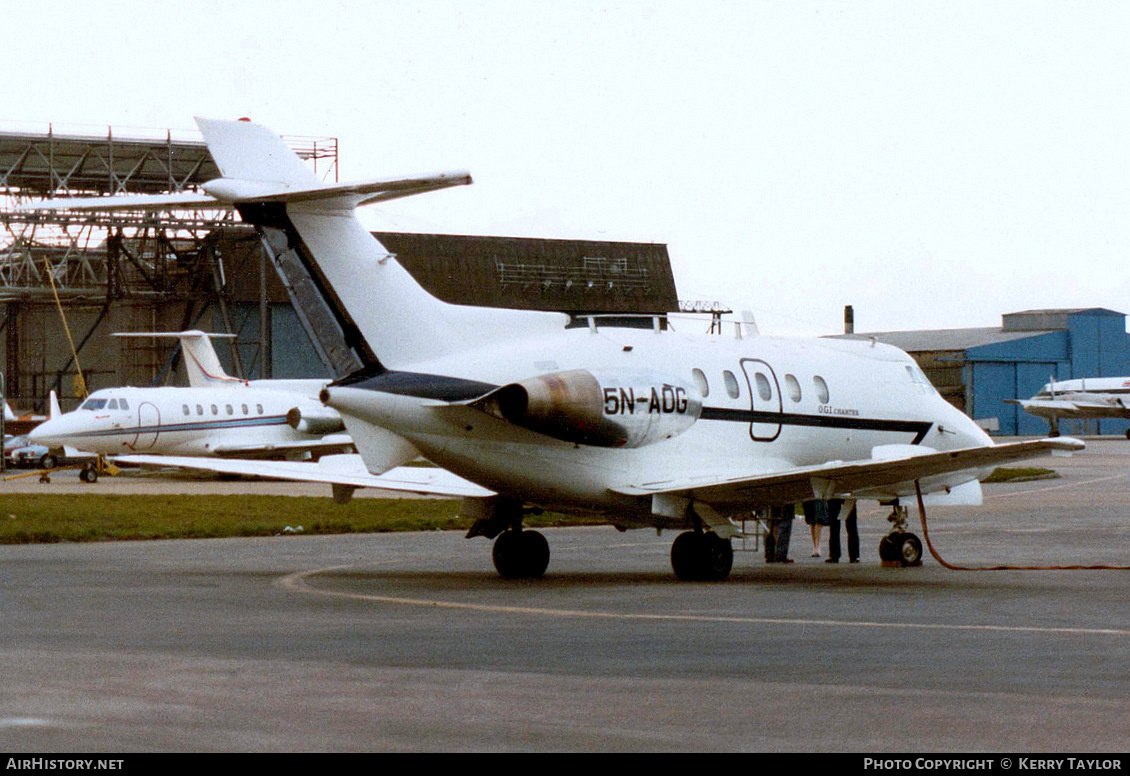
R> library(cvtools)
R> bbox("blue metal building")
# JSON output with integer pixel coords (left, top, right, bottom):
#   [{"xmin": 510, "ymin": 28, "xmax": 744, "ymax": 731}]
[{"xmin": 863, "ymin": 308, "xmax": 1130, "ymax": 436}]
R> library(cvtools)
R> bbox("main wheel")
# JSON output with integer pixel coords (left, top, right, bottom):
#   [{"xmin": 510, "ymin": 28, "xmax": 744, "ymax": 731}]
[
  {"xmin": 492, "ymin": 529, "xmax": 550, "ymax": 579},
  {"xmin": 80, "ymin": 465, "xmax": 99, "ymax": 483},
  {"xmin": 39, "ymin": 453, "xmax": 57, "ymax": 470},
  {"xmin": 671, "ymin": 531, "xmax": 733, "ymax": 581},
  {"xmin": 671, "ymin": 531, "xmax": 705, "ymax": 580}
]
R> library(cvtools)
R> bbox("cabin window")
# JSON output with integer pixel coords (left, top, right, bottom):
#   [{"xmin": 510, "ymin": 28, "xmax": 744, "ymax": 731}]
[
  {"xmin": 196, "ymin": 404, "xmax": 204, "ymax": 416},
  {"xmin": 814, "ymin": 376, "xmax": 830, "ymax": 404},
  {"xmin": 242, "ymin": 404, "xmax": 249, "ymax": 415},
  {"xmin": 755, "ymin": 372, "xmax": 772, "ymax": 402},
  {"xmin": 723, "ymin": 370, "xmax": 740, "ymax": 399},
  {"xmin": 226, "ymin": 404, "xmax": 234, "ymax": 415},
  {"xmin": 182, "ymin": 405, "xmax": 190, "ymax": 416},
  {"xmin": 211, "ymin": 404, "xmax": 218, "ymax": 416},
  {"xmin": 119, "ymin": 399, "xmax": 129, "ymax": 410},
  {"xmin": 691, "ymin": 368, "xmax": 709, "ymax": 398},
  {"xmin": 784, "ymin": 374, "xmax": 802, "ymax": 402},
  {"xmin": 256, "ymin": 404, "xmax": 264, "ymax": 415}
]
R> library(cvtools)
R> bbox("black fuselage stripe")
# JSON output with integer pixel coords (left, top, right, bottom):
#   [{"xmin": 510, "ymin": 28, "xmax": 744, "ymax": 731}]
[{"xmin": 700, "ymin": 407, "xmax": 933, "ymax": 443}]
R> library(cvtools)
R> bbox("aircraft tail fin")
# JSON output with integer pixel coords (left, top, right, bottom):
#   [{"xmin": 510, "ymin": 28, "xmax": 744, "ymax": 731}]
[
  {"xmin": 3, "ymin": 401, "xmax": 15, "ymax": 422},
  {"xmin": 49, "ymin": 391, "xmax": 61, "ymax": 420},
  {"xmin": 114, "ymin": 331, "xmax": 242, "ymax": 388}
]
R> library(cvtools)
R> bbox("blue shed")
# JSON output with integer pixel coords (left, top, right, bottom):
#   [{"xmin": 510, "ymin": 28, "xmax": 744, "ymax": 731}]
[{"xmin": 860, "ymin": 309, "xmax": 1130, "ymax": 436}]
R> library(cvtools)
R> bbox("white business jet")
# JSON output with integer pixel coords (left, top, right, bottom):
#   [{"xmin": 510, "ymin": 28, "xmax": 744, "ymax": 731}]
[
  {"xmin": 28, "ymin": 330, "xmax": 353, "ymax": 471},
  {"xmin": 29, "ymin": 117, "xmax": 1083, "ymax": 580},
  {"xmin": 1009, "ymin": 377, "xmax": 1130, "ymax": 437}
]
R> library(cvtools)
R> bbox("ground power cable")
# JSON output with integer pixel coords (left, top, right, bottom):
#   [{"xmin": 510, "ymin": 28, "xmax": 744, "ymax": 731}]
[{"xmin": 914, "ymin": 481, "xmax": 1130, "ymax": 571}]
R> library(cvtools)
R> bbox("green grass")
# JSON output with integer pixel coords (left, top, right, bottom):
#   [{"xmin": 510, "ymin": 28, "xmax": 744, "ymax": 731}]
[
  {"xmin": 0, "ymin": 466, "xmax": 1058, "ymax": 544},
  {"xmin": 982, "ymin": 466, "xmax": 1059, "ymax": 483},
  {"xmin": 0, "ymin": 493, "xmax": 601, "ymax": 544}
]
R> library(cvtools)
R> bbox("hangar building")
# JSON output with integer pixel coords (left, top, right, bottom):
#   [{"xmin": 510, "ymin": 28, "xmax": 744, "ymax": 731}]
[{"xmin": 862, "ymin": 308, "xmax": 1130, "ymax": 436}]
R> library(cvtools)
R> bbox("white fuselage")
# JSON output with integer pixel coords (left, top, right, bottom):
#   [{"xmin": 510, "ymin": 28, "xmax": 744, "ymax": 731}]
[
  {"xmin": 325, "ymin": 323, "xmax": 991, "ymax": 518},
  {"xmin": 30, "ymin": 384, "xmax": 335, "ymax": 458}
]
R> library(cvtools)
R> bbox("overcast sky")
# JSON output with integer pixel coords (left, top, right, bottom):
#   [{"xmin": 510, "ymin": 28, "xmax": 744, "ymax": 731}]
[{"xmin": 6, "ymin": 1, "xmax": 1130, "ymax": 336}]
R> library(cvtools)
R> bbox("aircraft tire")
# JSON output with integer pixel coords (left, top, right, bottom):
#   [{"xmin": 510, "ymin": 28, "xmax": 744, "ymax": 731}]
[
  {"xmin": 80, "ymin": 465, "xmax": 99, "ymax": 484},
  {"xmin": 39, "ymin": 453, "xmax": 57, "ymax": 470},
  {"xmin": 492, "ymin": 529, "xmax": 550, "ymax": 579},
  {"xmin": 671, "ymin": 531, "xmax": 733, "ymax": 582},
  {"xmin": 879, "ymin": 532, "xmax": 923, "ymax": 566},
  {"xmin": 899, "ymin": 533, "xmax": 923, "ymax": 566}
]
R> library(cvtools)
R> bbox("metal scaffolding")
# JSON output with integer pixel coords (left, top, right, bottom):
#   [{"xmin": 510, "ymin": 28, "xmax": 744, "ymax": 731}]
[{"xmin": 0, "ymin": 122, "xmax": 337, "ymax": 409}]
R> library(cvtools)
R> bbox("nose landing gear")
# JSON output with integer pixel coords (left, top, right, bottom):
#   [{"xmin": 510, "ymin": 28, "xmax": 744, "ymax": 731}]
[{"xmin": 878, "ymin": 501, "xmax": 923, "ymax": 567}]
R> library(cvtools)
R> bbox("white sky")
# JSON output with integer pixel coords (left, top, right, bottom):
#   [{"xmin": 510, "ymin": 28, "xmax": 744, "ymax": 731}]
[{"xmin": 6, "ymin": 0, "xmax": 1130, "ymax": 336}]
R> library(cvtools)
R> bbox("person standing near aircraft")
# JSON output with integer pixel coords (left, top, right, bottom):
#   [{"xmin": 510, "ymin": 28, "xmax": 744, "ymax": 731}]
[
  {"xmin": 764, "ymin": 505, "xmax": 794, "ymax": 563},
  {"xmin": 825, "ymin": 499, "xmax": 860, "ymax": 563}
]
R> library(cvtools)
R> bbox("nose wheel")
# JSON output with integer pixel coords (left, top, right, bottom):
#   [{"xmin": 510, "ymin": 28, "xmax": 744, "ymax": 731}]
[{"xmin": 879, "ymin": 502, "xmax": 923, "ymax": 566}]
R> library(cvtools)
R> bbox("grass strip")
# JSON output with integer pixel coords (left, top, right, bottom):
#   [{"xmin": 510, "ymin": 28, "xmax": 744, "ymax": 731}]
[{"xmin": 0, "ymin": 494, "xmax": 602, "ymax": 544}]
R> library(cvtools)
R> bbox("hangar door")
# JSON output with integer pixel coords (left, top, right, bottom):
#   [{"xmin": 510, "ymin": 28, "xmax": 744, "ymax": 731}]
[{"xmin": 970, "ymin": 361, "xmax": 1059, "ymax": 436}]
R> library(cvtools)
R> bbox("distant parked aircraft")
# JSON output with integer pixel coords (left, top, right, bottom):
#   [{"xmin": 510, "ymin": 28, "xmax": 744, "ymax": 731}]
[{"xmin": 1009, "ymin": 377, "xmax": 1130, "ymax": 437}]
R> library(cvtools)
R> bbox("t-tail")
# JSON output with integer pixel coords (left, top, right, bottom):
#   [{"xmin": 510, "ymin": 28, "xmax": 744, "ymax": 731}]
[
  {"xmin": 195, "ymin": 118, "xmax": 566, "ymax": 373},
  {"xmin": 22, "ymin": 117, "xmax": 566, "ymax": 375},
  {"xmin": 114, "ymin": 330, "xmax": 243, "ymax": 388}
]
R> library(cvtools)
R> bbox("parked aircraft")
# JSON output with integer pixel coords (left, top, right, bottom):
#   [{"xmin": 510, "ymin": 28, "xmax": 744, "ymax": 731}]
[
  {"xmin": 3, "ymin": 401, "xmax": 46, "ymax": 437},
  {"xmin": 30, "ymin": 117, "xmax": 1084, "ymax": 580},
  {"xmin": 28, "ymin": 330, "xmax": 353, "ymax": 477},
  {"xmin": 1008, "ymin": 377, "xmax": 1130, "ymax": 437}
]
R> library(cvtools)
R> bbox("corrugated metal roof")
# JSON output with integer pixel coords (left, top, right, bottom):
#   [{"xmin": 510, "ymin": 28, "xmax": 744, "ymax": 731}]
[
  {"xmin": 373, "ymin": 232, "xmax": 677, "ymax": 314},
  {"xmin": 843, "ymin": 327, "xmax": 1053, "ymax": 353}
]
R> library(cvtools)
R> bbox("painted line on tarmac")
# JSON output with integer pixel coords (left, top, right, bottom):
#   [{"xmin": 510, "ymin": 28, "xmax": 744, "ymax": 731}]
[
  {"xmin": 276, "ymin": 566, "xmax": 1129, "ymax": 638},
  {"xmin": 986, "ymin": 471, "xmax": 1130, "ymax": 499}
]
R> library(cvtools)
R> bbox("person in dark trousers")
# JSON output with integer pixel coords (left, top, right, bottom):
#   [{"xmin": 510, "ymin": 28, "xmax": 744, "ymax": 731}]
[
  {"xmin": 825, "ymin": 499, "xmax": 860, "ymax": 563},
  {"xmin": 763, "ymin": 504, "xmax": 794, "ymax": 563}
]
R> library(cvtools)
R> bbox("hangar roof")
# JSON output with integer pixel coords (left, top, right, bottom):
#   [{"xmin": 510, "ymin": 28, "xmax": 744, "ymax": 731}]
[{"xmin": 848, "ymin": 327, "xmax": 1053, "ymax": 353}]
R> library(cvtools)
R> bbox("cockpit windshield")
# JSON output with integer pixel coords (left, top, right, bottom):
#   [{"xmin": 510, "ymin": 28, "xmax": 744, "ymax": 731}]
[{"xmin": 79, "ymin": 398, "xmax": 108, "ymax": 411}]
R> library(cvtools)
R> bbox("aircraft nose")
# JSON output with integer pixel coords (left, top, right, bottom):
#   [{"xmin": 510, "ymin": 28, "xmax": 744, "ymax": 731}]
[{"xmin": 28, "ymin": 418, "xmax": 66, "ymax": 446}]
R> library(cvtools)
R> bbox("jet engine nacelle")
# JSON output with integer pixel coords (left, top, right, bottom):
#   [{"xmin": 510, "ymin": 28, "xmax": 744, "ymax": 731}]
[
  {"xmin": 476, "ymin": 368, "xmax": 702, "ymax": 448},
  {"xmin": 286, "ymin": 404, "xmax": 346, "ymax": 435}
]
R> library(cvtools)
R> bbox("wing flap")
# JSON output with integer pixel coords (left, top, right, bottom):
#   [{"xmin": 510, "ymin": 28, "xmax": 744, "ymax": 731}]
[{"xmin": 612, "ymin": 438, "xmax": 1083, "ymax": 510}]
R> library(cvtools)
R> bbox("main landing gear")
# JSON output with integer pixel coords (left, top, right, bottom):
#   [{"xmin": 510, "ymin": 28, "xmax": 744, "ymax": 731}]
[
  {"xmin": 878, "ymin": 501, "xmax": 923, "ymax": 567},
  {"xmin": 464, "ymin": 498, "xmax": 552, "ymax": 579},
  {"xmin": 670, "ymin": 530, "xmax": 733, "ymax": 581}
]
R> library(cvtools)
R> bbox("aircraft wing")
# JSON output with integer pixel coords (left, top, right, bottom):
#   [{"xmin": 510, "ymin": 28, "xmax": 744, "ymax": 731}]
[
  {"xmin": 113, "ymin": 453, "xmax": 495, "ymax": 499},
  {"xmin": 1007, "ymin": 398, "xmax": 1130, "ymax": 419},
  {"xmin": 611, "ymin": 438, "xmax": 1084, "ymax": 511}
]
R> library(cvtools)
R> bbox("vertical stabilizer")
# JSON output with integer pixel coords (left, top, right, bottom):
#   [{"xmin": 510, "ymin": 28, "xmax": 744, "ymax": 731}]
[
  {"xmin": 194, "ymin": 118, "xmax": 567, "ymax": 372},
  {"xmin": 49, "ymin": 391, "xmax": 61, "ymax": 420},
  {"xmin": 3, "ymin": 401, "xmax": 14, "ymax": 422},
  {"xmin": 194, "ymin": 117, "xmax": 320, "ymax": 188},
  {"xmin": 115, "ymin": 331, "xmax": 242, "ymax": 388}
]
